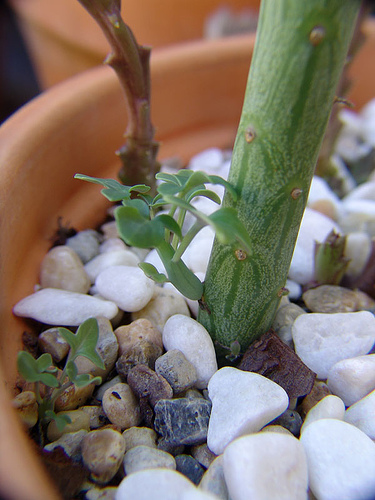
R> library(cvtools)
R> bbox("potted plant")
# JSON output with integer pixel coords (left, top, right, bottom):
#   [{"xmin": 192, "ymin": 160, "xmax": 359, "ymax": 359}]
[
  {"xmin": 0, "ymin": 1, "xmax": 374, "ymax": 499},
  {"xmin": 9, "ymin": 0, "xmax": 260, "ymax": 88}
]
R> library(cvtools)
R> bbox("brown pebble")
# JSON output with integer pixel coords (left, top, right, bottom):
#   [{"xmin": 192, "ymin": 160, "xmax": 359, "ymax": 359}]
[
  {"xmin": 127, "ymin": 364, "xmax": 173, "ymax": 407},
  {"xmin": 114, "ymin": 318, "xmax": 163, "ymax": 356},
  {"xmin": 116, "ymin": 340, "xmax": 162, "ymax": 379},
  {"xmin": 302, "ymin": 284, "xmax": 375, "ymax": 313}
]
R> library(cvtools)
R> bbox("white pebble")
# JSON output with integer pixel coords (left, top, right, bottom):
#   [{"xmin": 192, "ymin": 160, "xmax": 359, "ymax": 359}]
[
  {"xmin": 300, "ymin": 395, "xmax": 345, "ymax": 434},
  {"xmin": 85, "ymin": 250, "xmax": 140, "ymax": 283},
  {"xmin": 99, "ymin": 238, "xmax": 126, "ymax": 253},
  {"xmin": 183, "ymin": 226, "xmax": 215, "ymax": 274},
  {"xmin": 207, "ymin": 367, "xmax": 289, "ymax": 455},
  {"xmin": 327, "ymin": 354, "xmax": 375, "ymax": 406},
  {"xmin": 115, "ymin": 468, "xmax": 197, "ymax": 500},
  {"xmin": 300, "ymin": 419, "xmax": 375, "ymax": 500},
  {"xmin": 344, "ymin": 389, "xmax": 375, "ymax": 440},
  {"xmin": 289, "ymin": 208, "xmax": 341, "ymax": 285},
  {"xmin": 292, "ymin": 311, "xmax": 375, "ymax": 379},
  {"xmin": 123, "ymin": 445, "xmax": 176, "ymax": 475},
  {"xmin": 223, "ymin": 433, "xmax": 308, "ymax": 500},
  {"xmin": 308, "ymin": 175, "xmax": 343, "ymax": 219},
  {"xmin": 188, "ymin": 148, "xmax": 224, "ymax": 173},
  {"xmin": 343, "ymin": 180, "xmax": 375, "ymax": 203},
  {"xmin": 95, "ymin": 265, "xmax": 154, "ymax": 312},
  {"xmin": 13, "ymin": 288, "xmax": 118, "ymax": 326},
  {"xmin": 163, "ymin": 315, "xmax": 217, "ymax": 389},
  {"xmin": 339, "ymin": 199, "xmax": 375, "ymax": 236},
  {"xmin": 344, "ymin": 232, "xmax": 372, "ymax": 279}
]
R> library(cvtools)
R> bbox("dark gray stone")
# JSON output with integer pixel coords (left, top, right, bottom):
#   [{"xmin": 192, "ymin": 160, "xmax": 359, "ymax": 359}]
[
  {"xmin": 154, "ymin": 398, "xmax": 212, "ymax": 446},
  {"xmin": 175, "ymin": 454, "xmax": 205, "ymax": 485},
  {"xmin": 271, "ymin": 409, "xmax": 303, "ymax": 436}
]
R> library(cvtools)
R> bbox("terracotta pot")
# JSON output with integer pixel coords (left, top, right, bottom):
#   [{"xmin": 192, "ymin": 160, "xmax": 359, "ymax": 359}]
[
  {"xmin": 0, "ymin": 21, "xmax": 374, "ymax": 499},
  {"xmin": 0, "ymin": 33, "xmax": 255, "ymax": 500},
  {"xmin": 9, "ymin": 0, "xmax": 260, "ymax": 88}
]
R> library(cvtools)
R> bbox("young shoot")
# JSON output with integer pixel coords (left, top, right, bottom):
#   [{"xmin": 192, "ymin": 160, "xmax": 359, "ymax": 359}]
[
  {"xmin": 75, "ymin": 170, "xmax": 251, "ymax": 300},
  {"xmin": 17, "ymin": 317, "xmax": 104, "ymax": 431}
]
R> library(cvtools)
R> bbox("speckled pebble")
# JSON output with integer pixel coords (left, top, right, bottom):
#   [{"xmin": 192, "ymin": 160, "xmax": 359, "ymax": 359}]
[
  {"xmin": 344, "ymin": 389, "xmax": 375, "ymax": 440},
  {"xmin": 84, "ymin": 250, "xmax": 139, "ymax": 283},
  {"xmin": 114, "ymin": 319, "xmax": 163, "ymax": 356},
  {"xmin": 55, "ymin": 377, "xmax": 96, "ymax": 412},
  {"xmin": 300, "ymin": 419, "xmax": 375, "ymax": 500},
  {"xmin": 82, "ymin": 428, "xmax": 126, "ymax": 484},
  {"xmin": 163, "ymin": 315, "xmax": 218, "ymax": 389},
  {"xmin": 207, "ymin": 367, "xmax": 289, "ymax": 455},
  {"xmin": 123, "ymin": 445, "xmax": 176, "ymax": 475},
  {"xmin": 327, "ymin": 354, "xmax": 375, "ymax": 406},
  {"xmin": 300, "ymin": 395, "xmax": 346, "ymax": 434},
  {"xmin": 66, "ymin": 229, "xmax": 101, "ymax": 264},
  {"xmin": 175, "ymin": 454, "xmax": 205, "ymax": 485},
  {"xmin": 292, "ymin": 311, "xmax": 375, "ymax": 379},
  {"xmin": 154, "ymin": 397, "xmax": 212, "ymax": 446},
  {"xmin": 38, "ymin": 327, "xmax": 70, "ymax": 362},
  {"xmin": 191, "ymin": 443, "xmax": 216, "ymax": 469},
  {"xmin": 47, "ymin": 409, "xmax": 90, "ymax": 442},
  {"xmin": 39, "ymin": 245, "xmax": 91, "ymax": 293},
  {"xmin": 132, "ymin": 286, "xmax": 190, "ymax": 332},
  {"xmin": 96, "ymin": 265, "xmax": 155, "ymax": 312},
  {"xmin": 223, "ymin": 433, "xmax": 308, "ymax": 500},
  {"xmin": 12, "ymin": 391, "xmax": 38, "ymax": 428},
  {"xmin": 85, "ymin": 486, "xmax": 117, "ymax": 500},
  {"xmin": 302, "ymin": 285, "xmax": 375, "ymax": 313},
  {"xmin": 270, "ymin": 409, "xmax": 303, "ymax": 436},
  {"xmin": 155, "ymin": 349, "xmax": 198, "ymax": 394},
  {"xmin": 13, "ymin": 288, "xmax": 118, "ymax": 326},
  {"xmin": 272, "ymin": 302, "xmax": 306, "ymax": 347},
  {"xmin": 102, "ymin": 382, "xmax": 141, "ymax": 430},
  {"xmin": 44, "ymin": 429, "xmax": 88, "ymax": 461},
  {"xmin": 122, "ymin": 427, "xmax": 158, "ymax": 450}
]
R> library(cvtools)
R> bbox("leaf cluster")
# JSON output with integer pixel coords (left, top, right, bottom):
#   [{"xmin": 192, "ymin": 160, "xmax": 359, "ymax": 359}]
[
  {"xmin": 17, "ymin": 318, "xmax": 104, "ymax": 431},
  {"xmin": 75, "ymin": 170, "xmax": 251, "ymax": 300}
]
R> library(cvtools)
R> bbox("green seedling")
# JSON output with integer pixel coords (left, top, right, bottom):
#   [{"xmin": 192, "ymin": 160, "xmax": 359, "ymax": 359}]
[
  {"xmin": 17, "ymin": 318, "xmax": 104, "ymax": 431},
  {"xmin": 75, "ymin": 170, "xmax": 251, "ymax": 300},
  {"xmin": 314, "ymin": 230, "xmax": 350, "ymax": 286}
]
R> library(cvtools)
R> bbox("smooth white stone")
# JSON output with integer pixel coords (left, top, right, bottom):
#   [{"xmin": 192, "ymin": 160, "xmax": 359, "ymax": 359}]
[
  {"xmin": 183, "ymin": 226, "xmax": 215, "ymax": 274},
  {"xmin": 163, "ymin": 272, "xmax": 205, "ymax": 318},
  {"xmin": 123, "ymin": 445, "xmax": 176, "ymax": 475},
  {"xmin": 285, "ymin": 279, "xmax": 302, "ymax": 300},
  {"xmin": 339, "ymin": 199, "xmax": 375, "ymax": 236},
  {"xmin": 95, "ymin": 265, "xmax": 154, "ymax": 312},
  {"xmin": 143, "ymin": 248, "xmax": 166, "ymax": 275},
  {"xmin": 327, "ymin": 354, "xmax": 375, "ymax": 406},
  {"xmin": 300, "ymin": 395, "xmax": 345, "ymax": 434},
  {"xmin": 292, "ymin": 311, "xmax": 375, "ymax": 379},
  {"xmin": 162, "ymin": 315, "xmax": 218, "ymax": 390},
  {"xmin": 344, "ymin": 389, "xmax": 375, "ymax": 440},
  {"xmin": 40, "ymin": 245, "xmax": 91, "ymax": 293},
  {"xmin": 344, "ymin": 232, "xmax": 372, "ymax": 279},
  {"xmin": 343, "ymin": 180, "xmax": 375, "ymax": 203},
  {"xmin": 99, "ymin": 237, "xmax": 126, "ymax": 253},
  {"xmin": 13, "ymin": 288, "xmax": 118, "ymax": 326},
  {"xmin": 223, "ymin": 433, "xmax": 308, "ymax": 500},
  {"xmin": 361, "ymin": 98, "xmax": 375, "ymax": 147},
  {"xmin": 308, "ymin": 176, "xmax": 343, "ymax": 219},
  {"xmin": 85, "ymin": 250, "xmax": 140, "ymax": 283},
  {"xmin": 115, "ymin": 468, "xmax": 197, "ymax": 500},
  {"xmin": 207, "ymin": 367, "xmax": 289, "ymax": 455},
  {"xmin": 188, "ymin": 147, "xmax": 224, "ymax": 173},
  {"xmin": 289, "ymin": 208, "xmax": 340, "ymax": 285},
  {"xmin": 300, "ymin": 419, "xmax": 375, "ymax": 500}
]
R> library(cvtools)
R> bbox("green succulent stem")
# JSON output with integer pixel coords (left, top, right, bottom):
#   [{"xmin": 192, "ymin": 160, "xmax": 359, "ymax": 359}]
[
  {"xmin": 77, "ymin": 0, "xmax": 159, "ymax": 189},
  {"xmin": 198, "ymin": 0, "xmax": 361, "ymax": 352}
]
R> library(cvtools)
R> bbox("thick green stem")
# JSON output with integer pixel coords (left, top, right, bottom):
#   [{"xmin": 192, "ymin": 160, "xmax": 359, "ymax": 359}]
[
  {"xmin": 198, "ymin": 0, "xmax": 361, "ymax": 352},
  {"xmin": 77, "ymin": 0, "xmax": 159, "ymax": 188}
]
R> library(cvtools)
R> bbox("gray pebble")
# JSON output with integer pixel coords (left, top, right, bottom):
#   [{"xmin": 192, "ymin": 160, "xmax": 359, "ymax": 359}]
[
  {"xmin": 302, "ymin": 284, "xmax": 375, "ymax": 313},
  {"xmin": 85, "ymin": 486, "xmax": 117, "ymax": 500},
  {"xmin": 115, "ymin": 340, "xmax": 162, "ymax": 379},
  {"xmin": 155, "ymin": 349, "xmax": 198, "ymax": 394},
  {"xmin": 66, "ymin": 229, "xmax": 101, "ymax": 264},
  {"xmin": 127, "ymin": 364, "xmax": 173, "ymax": 407},
  {"xmin": 199, "ymin": 455, "xmax": 229, "ymax": 500},
  {"xmin": 270, "ymin": 409, "xmax": 303, "ymax": 436},
  {"xmin": 123, "ymin": 445, "xmax": 176, "ymax": 475},
  {"xmin": 175, "ymin": 454, "xmax": 205, "ymax": 485},
  {"xmin": 122, "ymin": 427, "xmax": 158, "ymax": 450},
  {"xmin": 191, "ymin": 443, "xmax": 216, "ymax": 469},
  {"xmin": 272, "ymin": 303, "xmax": 306, "ymax": 347},
  {"xmin": 154, "ymin": 397, "xmax": 212, "ymax": 446},
  {"xmin": 80, "ymin": 405, "xmax": 107, "ymax": 429}
]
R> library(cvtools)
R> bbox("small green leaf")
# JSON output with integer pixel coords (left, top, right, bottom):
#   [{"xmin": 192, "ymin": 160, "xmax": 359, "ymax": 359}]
[
  {"xmin": 155, "ymin": 172, "xmax": 183, "ymax": 185},
  {"xmin": 156, "ymin": 214, "xmax": 183, "ymax": 240},
  {"xmin": 122, "ymin": 197, "xmax": 150, "ymax": 219},
  {"xmin": 38, "ymin": 373, "xmax": 60, "ymax": 388},
  {"xmin": 208, "ymin": 208, "xmax": 252, "ymax": 253},
  {"xmin": 139, "ymin": 262, "xmax": 168, "ymax": 284},
  {"xmin": 36, "ymin": 353, "xmax": 53, "ymax": 373},
  {"xmin": 115, "ymin": 205, "xmax": 165, "ymax": 248},
  {"xmin": 59, "ymin": 318, "xmax": 105, "ymax": 370},
  {"xmin": 157, "ymin": 183, "xmax": 182, "ymax": 196},
  {"xmin": 45, "ymin": 410, "xmax": 71, "ymax": 431},
  {"xmin": 186, "ymin": 188, "xmax": 221, "ymax": 205},
  {"xmin": 74, "ymin": 174, "xmax": 150, "ymax": 202},
  {"xmin": 65, "ymin": 360, "xmax": 78, "ymax": 381},
  {"xmin": 74, "ymin": 374, "xmax": 102, "ymax": 388},
  {"xmin": 17, "ymin": 351, "xmax": 38, "ymax": 382}
]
